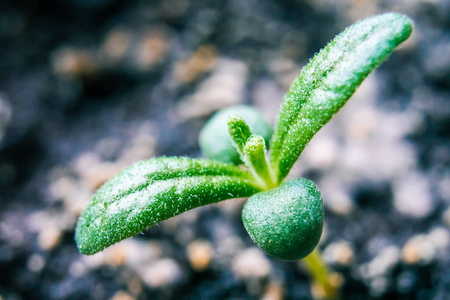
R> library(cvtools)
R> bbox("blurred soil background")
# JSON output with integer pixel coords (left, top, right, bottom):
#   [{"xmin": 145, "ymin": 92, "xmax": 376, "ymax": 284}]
[{"xmin": 0, "ymin": 0, "xmax": 449, "ymax": 299}]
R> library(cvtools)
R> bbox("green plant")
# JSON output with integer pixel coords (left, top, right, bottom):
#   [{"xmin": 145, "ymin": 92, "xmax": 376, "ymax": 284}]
[{"xmin": 75, "ymin": 13, "xmax": 412, "ymax": 299}]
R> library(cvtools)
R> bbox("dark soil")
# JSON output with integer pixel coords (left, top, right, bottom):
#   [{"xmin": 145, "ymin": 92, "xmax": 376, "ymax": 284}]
[{"xmin": 0, "ymin": 1, "xmax": 449, "ymax": 299}]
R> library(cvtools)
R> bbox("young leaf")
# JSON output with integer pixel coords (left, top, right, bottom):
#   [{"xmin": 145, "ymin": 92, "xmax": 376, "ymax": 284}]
[
  {"xmin": 243, "ymin": 135, "xmax": 275, "ymax": 189},
  {"xmin": 75, "ymin": 157, "xmax": 262, "ymax": 255},
  {"xmin": 199, "ymin": 105, "xmax": 272, "ymax": 165},
  {"xmin": 269, "ymin": 13, "xmax": 413, "ymax": 183},
  {"xmin": 228, "ymin": 114, "xmax": 253, "ymax": 159}
]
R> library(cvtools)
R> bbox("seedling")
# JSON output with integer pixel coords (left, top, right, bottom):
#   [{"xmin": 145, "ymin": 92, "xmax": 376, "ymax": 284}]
[{"xmin": 75, "ymin": 13, "xmax": 412, "ymax": 299}]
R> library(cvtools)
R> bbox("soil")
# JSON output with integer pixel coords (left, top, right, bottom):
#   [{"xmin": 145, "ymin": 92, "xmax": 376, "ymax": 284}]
[{"xmin": 0, "ymin": 1, "xmax": 449, "ymax": 299}]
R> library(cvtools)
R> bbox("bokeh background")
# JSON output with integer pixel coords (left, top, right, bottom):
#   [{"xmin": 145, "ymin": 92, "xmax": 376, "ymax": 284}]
[{"xmin": 0, "ymin": 1, "xmax": 449, "ymax": 299}]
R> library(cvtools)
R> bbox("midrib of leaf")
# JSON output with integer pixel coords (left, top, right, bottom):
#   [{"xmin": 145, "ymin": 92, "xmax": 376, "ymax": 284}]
[
  {"xmin": 107, "ymin": 174, "xmax": 256, "ymax": 216},
  {"xmin": 107, "ymin": 173, "xmax": 253, "ymax": 206}
]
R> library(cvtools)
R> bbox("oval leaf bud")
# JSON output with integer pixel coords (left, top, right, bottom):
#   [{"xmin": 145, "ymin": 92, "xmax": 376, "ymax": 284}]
[{"xmin": 242, "ymin": 178, "xmax": 324, "ymax": 261}]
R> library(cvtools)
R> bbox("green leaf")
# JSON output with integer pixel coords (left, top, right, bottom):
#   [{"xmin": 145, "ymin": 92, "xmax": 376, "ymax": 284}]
[
  {"xmin": 269, "ymin": 13, "xmax": 413, "ymax": 183},
  {"xmin": 242, "ymin": 178, "xmax": 324, "ymax": 261},
  {"xmin": 227, "ymin": 117, "xmax": 275, "ymax": 189},
  {"xmin": 243, "ymin": 135, "xmax": 275, "ymax": 190},
  {"xmin": 227, "ymin": 114, "xmax": 253, "ymax": 159},
  {"xmin": 199, "ymin": 105, "xmax": 272, "ymax": 165},
  {"xmin": 75, "ymin": 157, "xmax": 262, "ymax": 255}
]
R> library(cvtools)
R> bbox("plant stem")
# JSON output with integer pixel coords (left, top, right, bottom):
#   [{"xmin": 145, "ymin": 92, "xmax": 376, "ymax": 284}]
[{"xmin": 302, "ymin": 248, "xmax": 340, "ymax": 300}]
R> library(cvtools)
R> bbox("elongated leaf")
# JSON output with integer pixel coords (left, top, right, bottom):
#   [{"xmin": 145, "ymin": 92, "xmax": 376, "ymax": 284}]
[
  {"xmin": 75, "ymin": 157, "xmax": 262, "ymax": 255},
  {"xmin": 269, "ymin": 13, "xmax": 413, "ymax": 183}
]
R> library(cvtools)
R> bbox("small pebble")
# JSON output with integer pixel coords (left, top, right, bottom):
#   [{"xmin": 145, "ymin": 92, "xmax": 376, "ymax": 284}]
[
  {"xmin": 49, "ymin": 176, "xmax": 79, "ymax": 202},
  {"xmin": 216, "ymin": 235, "xmax": 245, "ymax": 266},
  {"xmin": 72, "ymin": 152, "xmax": 102, "ymax": 177},
  {"xmin": 135, "ymin": 29, "xmax": 170, "ymax": 70},
  {"xmin": 318, "ymin": 177, "xmax": 354, "ymax": 216},
  {"xmin": 345, "ymin": 107, "xmax": 377, "ymax": 142},
  {"xmin": 72, "ymin": 151, "xmax": 122, "ymax": 189},
  {"xmin": 81, "ymin": 244, "xmax": 127, "ymax": 268},
  {"xmin": 111, "ymin": 291, "xmax": 135, "ymax": 300},
  {"xmin": 127, "ymin": 277, "xmax": 143, "ymax": 297},
  {"xmin": 124, "ymin": 240, "xmax": 162, "ymax": 267},
  {"xmin": 138, "ymin": 259, "xmax": 183, "ymax": 288},
  {"xmin": 336, "ymin": 0, "xmax": 379, "ymax": 22},
  {"xmin": 393, "ymin": 172, "xmax": 433, "ymax": 218},
  {"xmin": 106, "ymin": 245, "xmax": 127, "ymax": 266},
  {"xmin": 186, "ymin": 240, "xmax": 214, "ymax": 271},
  {"xmin": 45, "ymin": 173, "xmax": 89, "ymax": 216},
  {"xmin": 261, "ymin": 281, "xmax": 284, "ymax": 300},
  {"xmin": 69, "ymin": 260, "xmax": 87, "ymax": 278},
  {"xmin": 83, "ymin": 240, "xmax": 161, "ymax": 269},
  {"xmin": 174, "ymin": 45, "xmax": 217, "ymax": 83},
  {"xmin": 359, "ymin": 246, "xmax": 400, "ymax": 279},
  {"xmin": 27, "ymin": 254, "xmax": 45, "ymax": 272},
  {"xmin": 63, "ymin": 191, "xmax": 91, "ymax": 217},
  {"xmin": 38, "ymin": 227, "xmax": 62, "ymax": 251},
  {"xmin": 120, "ymin": 123, "xmax": 156, "ymax": 162},
  {"xmin": 323, "ymin": 241, "xmax": 354, "ymax": 266},
  {"xmin": 52, "ymin": 47, "xmax": 98, "ymax": 77},
  {"xmin": 232, "ymin": 248, "xmax": 271, "ymax": 279},
  {"xmin": 402, "ymin": 237, "xmax": 430, "ymax": 265},
  {"xmin": 81, "ymin": 162, "xmax": 121, "ymax": 190},
  {"xmin": 403, "ymin": 227, "xmax": 450, "ymax": 264},
  {"xmin": 102, "ymin": 28, "xmax": 132, "ymax": 63},
  {"xmin": 267, "ymin": 57, "xmax": 301, "ymax": 89},
  {"xmin": 428, "ymin": 227, "xmax": 450, "ymax": 250},
  {"xmin": 95, "ymin": 138, "xmax": 122, "ymax": 161},
  {"xmin": 176, "ymin": 58, "xmax": 247, "ymax": 119},
  {"xmin": 301, "ymin": 136, "xmax": 338, "ymax": 171}
]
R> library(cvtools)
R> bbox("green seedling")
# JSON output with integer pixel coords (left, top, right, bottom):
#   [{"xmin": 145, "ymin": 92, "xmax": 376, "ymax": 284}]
[{"xmin": 75, "ymin": 13, "xmax": 413, "ymax": 299}]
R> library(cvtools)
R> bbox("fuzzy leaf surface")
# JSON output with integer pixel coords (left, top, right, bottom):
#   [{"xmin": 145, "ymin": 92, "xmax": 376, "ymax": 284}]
[
  {"xmin": 75, "ymin": 157, "xmax": 261, "ymax": 255},
  {"xmin": 242, "ymin": 178, "xmax": 323, "ymax": 261},
  {"xmin": 243, "ymin": 135, "xmax": 274, "ymax": 189},
  {"xmin": 228, "ymin": 114, "xmax": 253, "ymax": 160},
  {"xmin": 269, "ymin": 13, "xmax": 413, "ymax": 183}
]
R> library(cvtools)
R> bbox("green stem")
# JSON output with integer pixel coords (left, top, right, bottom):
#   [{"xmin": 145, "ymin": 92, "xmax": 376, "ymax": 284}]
[{"xmin": 302, "ymin": 248, "xmax": 341, "ymax": 300}]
